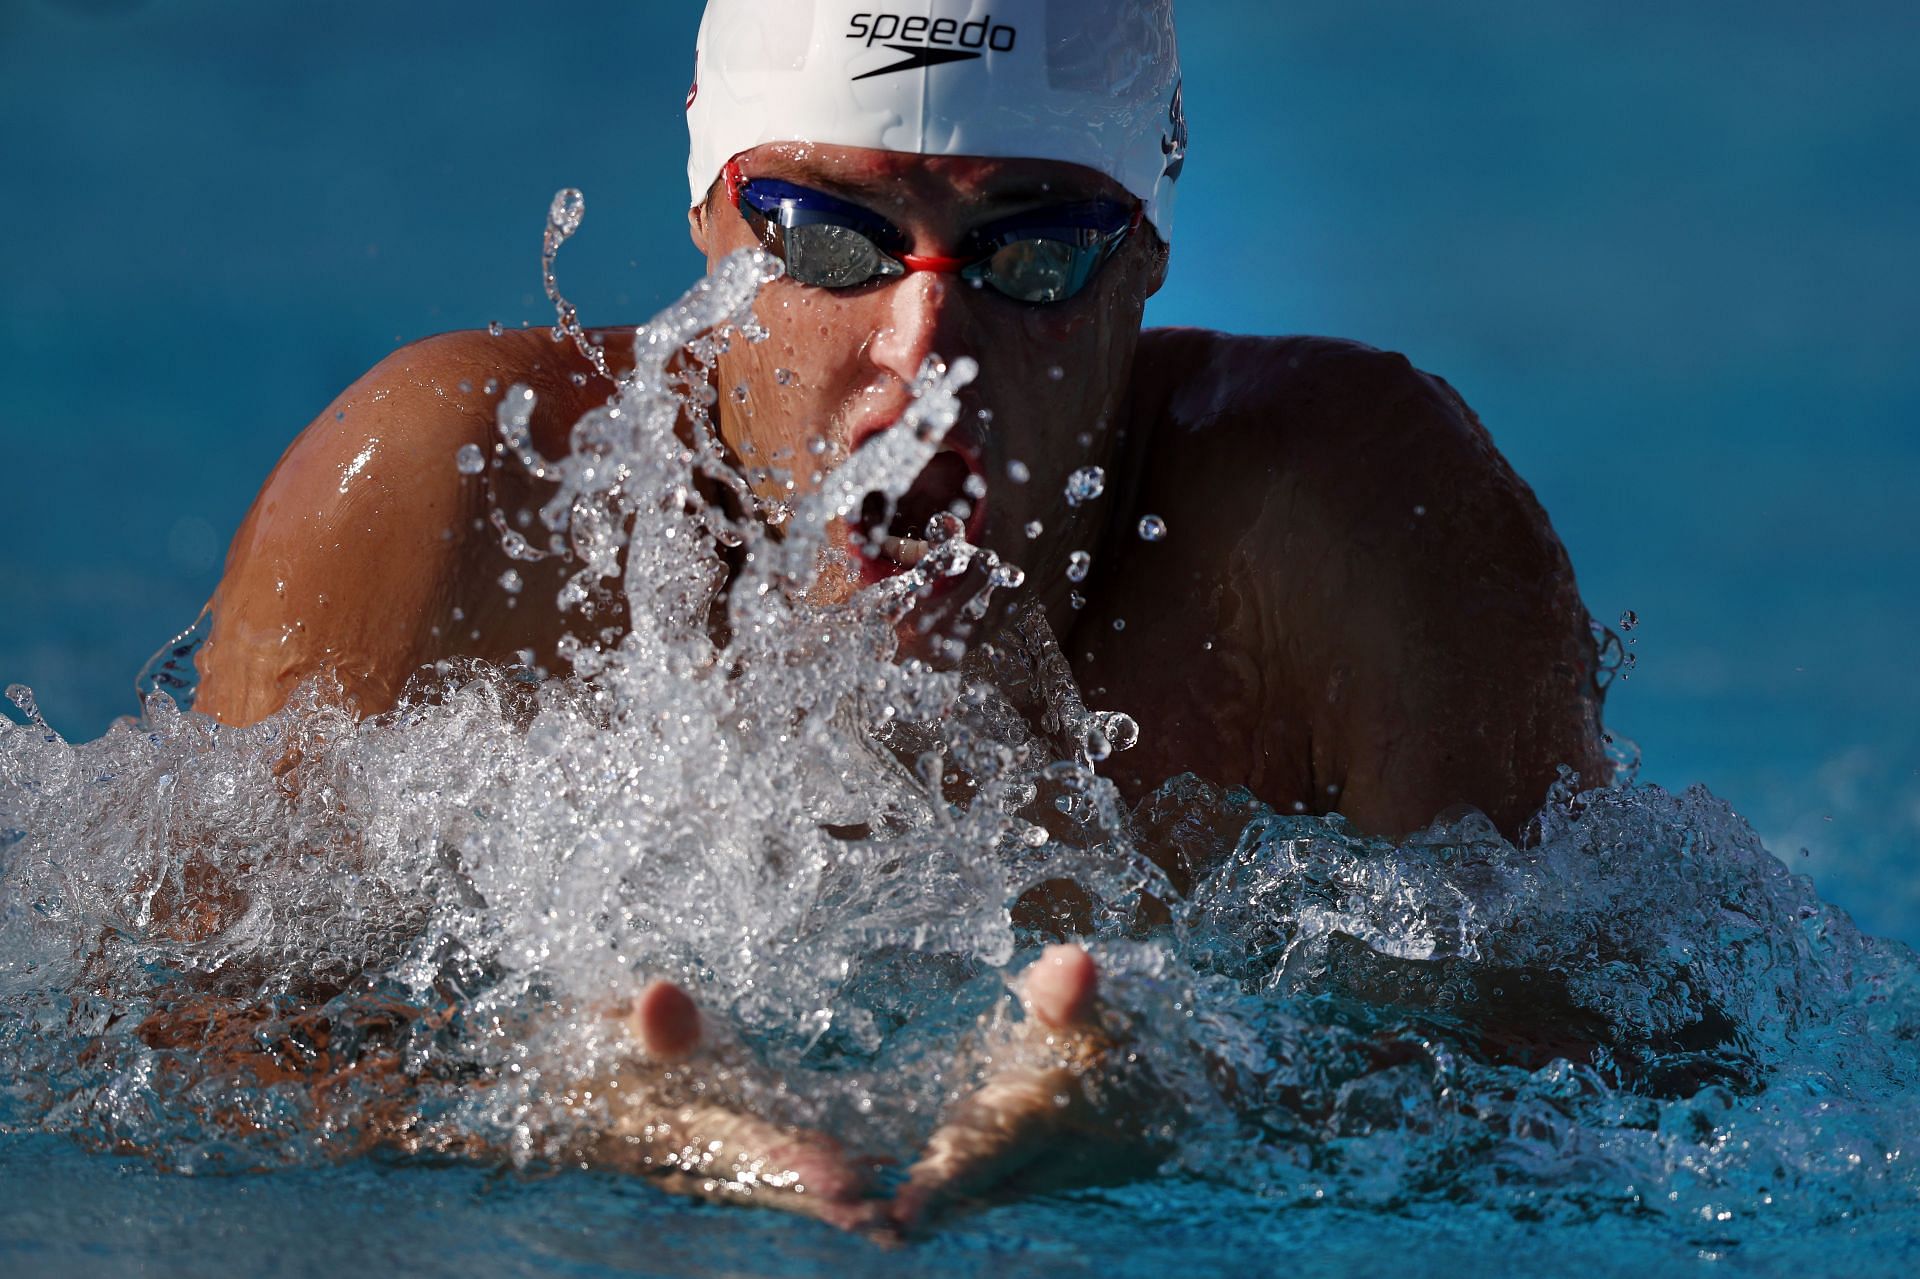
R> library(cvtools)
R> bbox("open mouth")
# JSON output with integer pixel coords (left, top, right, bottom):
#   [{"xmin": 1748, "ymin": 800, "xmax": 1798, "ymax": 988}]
[{"xmin": 848, "ymin": 448, "xmax": 985, "ymax": 584}]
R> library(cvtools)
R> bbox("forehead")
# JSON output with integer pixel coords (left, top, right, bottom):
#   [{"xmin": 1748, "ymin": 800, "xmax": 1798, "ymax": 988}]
[{"xmin": 736, "ymin": 142, "xmax": 1129, "ymax": 213}]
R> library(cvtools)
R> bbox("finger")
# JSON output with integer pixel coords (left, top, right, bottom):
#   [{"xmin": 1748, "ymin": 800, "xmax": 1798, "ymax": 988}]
[
  {"xmin": 629, "ymin": 979, "xmax": 702, "ymax": 1063},
  {"xmin": 1023, "ymin": 943, "xmax": 1099, "ymax": 1031},
  {"xmin": 653, "ymin": 1167, "xmax": 896, "ymax": 1237},
  {"xmin": 892, "ymin": 1065, "xmax": 1078, "ymax": 1231},
  {"xmin": 599, "ymin": 1097, "xmax": 881, "ymax": 1227}
]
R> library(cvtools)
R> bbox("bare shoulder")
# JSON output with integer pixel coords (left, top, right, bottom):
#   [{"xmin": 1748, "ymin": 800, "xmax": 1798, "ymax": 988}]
[
  {"xmin": 1087, "ymin": 329, "xmax": 1604, "ymax": 835},
  {"xmin": 194, "ymin": 328, "xmax": 625, "ymax": 725}
]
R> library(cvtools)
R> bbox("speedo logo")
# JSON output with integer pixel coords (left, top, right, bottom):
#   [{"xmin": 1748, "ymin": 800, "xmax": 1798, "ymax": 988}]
[{"xmin": 846, "ymin": 13, "xmax": 1018, "ymax": 81}]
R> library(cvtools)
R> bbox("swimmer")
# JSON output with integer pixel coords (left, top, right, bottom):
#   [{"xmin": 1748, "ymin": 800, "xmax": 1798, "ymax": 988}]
[{"xmin": 182, "ymin": 0, "xmax": 1606, "ymax": 1231}]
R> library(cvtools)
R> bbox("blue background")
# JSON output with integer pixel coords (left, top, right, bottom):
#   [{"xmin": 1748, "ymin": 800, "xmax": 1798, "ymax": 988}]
[{"xmin": 2, "ymin": 0, "xmax": 1915, "ymax": 944}]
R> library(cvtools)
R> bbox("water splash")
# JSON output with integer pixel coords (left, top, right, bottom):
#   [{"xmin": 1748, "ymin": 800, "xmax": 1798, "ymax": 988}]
[
  {"xmin": 541, "ymin": 187, "xmax": 611, "ymax": 384},
  {"xmin": 0, "ymin": 253, "xmax": 1915, "ymax": 1252}
]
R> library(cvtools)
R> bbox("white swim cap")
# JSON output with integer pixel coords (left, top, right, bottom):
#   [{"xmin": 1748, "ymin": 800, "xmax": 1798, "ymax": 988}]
[{"xmin": 686, "ymin": 0, "xmax": 1186, "ymax": 240}]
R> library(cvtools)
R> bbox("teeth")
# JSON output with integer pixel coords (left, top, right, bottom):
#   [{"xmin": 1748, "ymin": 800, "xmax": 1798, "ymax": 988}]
[{"xmin": 881, "ymin": 535, "xmax": 929, "ymax": 566}]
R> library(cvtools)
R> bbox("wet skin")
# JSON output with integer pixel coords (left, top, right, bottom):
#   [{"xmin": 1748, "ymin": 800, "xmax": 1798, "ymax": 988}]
[{"xmin": 190, "ymin": 143, "xmax": 1607, "ymax": 1227}]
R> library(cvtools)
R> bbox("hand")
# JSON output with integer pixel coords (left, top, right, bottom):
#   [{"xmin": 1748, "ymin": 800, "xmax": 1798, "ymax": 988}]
[
  {"xmin": 584, "ymin": 980, "xmax": 891, "ymax": 1234},
  {"xmin": 892, "ymin": 944, "xmax": 1154, "ymax": 1231}
]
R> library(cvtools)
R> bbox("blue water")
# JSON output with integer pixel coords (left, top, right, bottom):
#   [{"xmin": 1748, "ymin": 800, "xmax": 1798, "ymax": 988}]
[
  {"xmin": 3, "ymin": 0, "xmax": 1917, "ymax": 1272},
  {"xmin": 10, "ymin": 1131, "xmax": 1919, "ymax": 1279}
]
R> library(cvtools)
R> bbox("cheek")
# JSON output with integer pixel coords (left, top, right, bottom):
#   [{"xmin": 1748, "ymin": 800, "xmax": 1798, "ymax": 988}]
[
  {"xmin": 712, "ymin": 288, "xmax": 879, "ymax": 476},
  {"xmin": 1021, "ymin": 304, "xmax": 1099, "ymax": 346}
]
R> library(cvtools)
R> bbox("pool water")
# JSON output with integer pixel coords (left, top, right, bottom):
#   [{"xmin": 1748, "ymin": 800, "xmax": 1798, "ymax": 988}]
[{"xmin": 7, "ymin": 1135, "xmax": 1916, "ymax": 1279}]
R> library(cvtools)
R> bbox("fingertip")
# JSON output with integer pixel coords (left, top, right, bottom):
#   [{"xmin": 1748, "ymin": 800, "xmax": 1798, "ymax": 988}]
[
  {"xmin": 1027, "ymin": 943, "xmax": 1099, "ymax": 1030},
  {"xmin": 635, "ymin": 978, "xmax": 702, "ymax": 1062},
  {"xmin": 890, "ymin": 1182, "xmax": 931, "ymax": 1234}
]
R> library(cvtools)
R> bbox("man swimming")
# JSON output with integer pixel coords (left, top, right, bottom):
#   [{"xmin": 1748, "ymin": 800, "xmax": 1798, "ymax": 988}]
[{"xmin": 184, "ymin": 0, "xmax": 1606, "ymax": 1231}]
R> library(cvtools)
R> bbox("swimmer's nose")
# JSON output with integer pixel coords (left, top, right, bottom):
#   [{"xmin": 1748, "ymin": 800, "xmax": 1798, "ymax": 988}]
[{"xmin": 868, "ymin": 271, "xmax": 971, "ymax": 385}]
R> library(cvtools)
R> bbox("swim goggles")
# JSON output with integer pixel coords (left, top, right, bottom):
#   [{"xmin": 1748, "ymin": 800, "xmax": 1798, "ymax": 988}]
[{"xmin": 724, "ymin": 158, "xmax": 1142, "ymax": 305}]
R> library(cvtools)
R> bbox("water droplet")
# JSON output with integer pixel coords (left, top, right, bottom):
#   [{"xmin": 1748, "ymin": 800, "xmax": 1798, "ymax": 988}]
[
  {"xmin": 1069, "ymin": 590, "xmax": 1086, "ymax": 610},
  {"xmin": 1066, "ymin": 550, "xmax": 1092, "ymax": 583},
  {"xmin": 499, "ymin": 569, "xmax": 523, "ymax": 595},
  {"xmin": 547, "ymin": 187, "xmax": 585, "ymax": 238},
  {"xmin": 1064, "ymin": 466, "xmax": 1105, "ymax": 507},
  {"xmin": 1025, "ymin": 520, "xmax": 1044, "ymax": 539},
  {"xmin": 775, "ymin": 368, "xmax": 795, "ymax": 385},
  {"xmin": 1619, "ymin": 609, "xmax": 1639, "ymax": 631},
  {"xmin": 989, "ymin": 563, "xmax": 1026, "ymax": 590},
  {"xmin": 488, "ymin": 320, "xmax": 504, "ymax": 337},
  {"xmin": 1112, "ymin": 617, "xmax": 1126, "ymax": 632},
  {"xmin": 1137, "ymin": 514, "xmax": 1168, "ymax": 542},
  {"xmin": 962, "ymin": 474, "xmax": 988, "ymax": 500},
  {"xmin": 1098, "ymin": 712, "xmax": 1140, "ymax": 752},
  {"xmin": 1006, "ymin": 459, "xmax": 1030, "ymax": 484},
  {"xmin": 731, "ymin": 383, "xmax": 749, "ymax": 403},
  {"xmin": 455, "ymin": 444, "xmax": 487, "ymax": 475},
  {"xmin": 924, "ymin": 512, "xmax": 964, "ymax": 543},
  {"xmin": 1047, "ymin": 365, "xmax": 1065, "ymax": 381}
]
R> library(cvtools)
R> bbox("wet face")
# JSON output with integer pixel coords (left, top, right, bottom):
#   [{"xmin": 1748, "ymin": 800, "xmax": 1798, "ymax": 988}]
[{"xmin": 688, "ymin": 142, "xmax": 1166, "ymax": 654}]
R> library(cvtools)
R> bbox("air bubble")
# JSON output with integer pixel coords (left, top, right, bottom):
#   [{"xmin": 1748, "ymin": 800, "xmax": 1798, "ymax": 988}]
[
  {"xmin": 1066, "ymin": 550, "xmax": 1092, "ymax": 583},
  {"xmin": 1137, "ymin": 514, "xmax": 1168, "ymax": 542},
  {"xmin": 455, "ymin": 444, "xmax": 487, "ymax": 475}
]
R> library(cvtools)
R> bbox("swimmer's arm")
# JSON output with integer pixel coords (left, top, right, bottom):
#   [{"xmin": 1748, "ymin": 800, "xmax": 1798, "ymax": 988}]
[
  {"xmin": 135, "ymin": 980, "xmax": 892, "ymax": 1233},
  {"xmin": 194, "ymin": 330, "xmax": 599, "ymax": 726}
]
